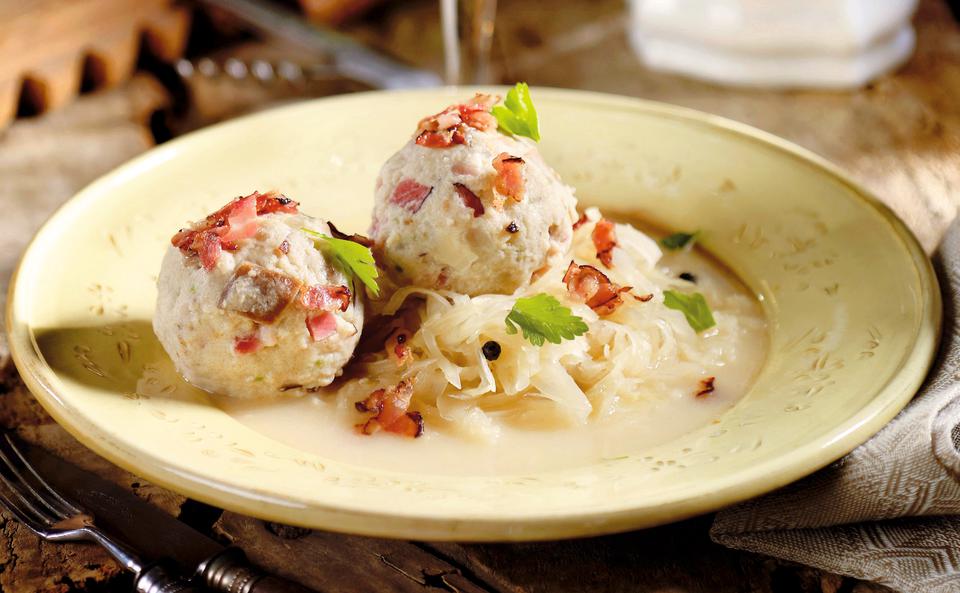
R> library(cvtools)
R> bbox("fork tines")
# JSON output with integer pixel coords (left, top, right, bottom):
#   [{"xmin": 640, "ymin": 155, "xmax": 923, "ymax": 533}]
[{"xmin": 0, "ymin": 433, "xmax": 84, "ymax": 535}]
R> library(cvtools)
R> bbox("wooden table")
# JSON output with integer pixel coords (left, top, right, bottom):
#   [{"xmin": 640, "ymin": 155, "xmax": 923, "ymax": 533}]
[{"xmin": 1, "ymin": 0, "xmax": 958, "ymax": 591}]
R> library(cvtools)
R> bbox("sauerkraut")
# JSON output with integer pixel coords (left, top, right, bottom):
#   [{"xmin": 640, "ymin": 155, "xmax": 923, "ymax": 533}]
[{"xmin": 334, "ymin": 208, "xmax": 764, "ymax": 442}]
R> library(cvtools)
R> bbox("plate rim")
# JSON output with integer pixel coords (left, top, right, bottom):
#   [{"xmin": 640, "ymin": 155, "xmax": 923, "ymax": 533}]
[{"xmin": 6, "ymin": 87, "xmax": 942, "ymax": 541}]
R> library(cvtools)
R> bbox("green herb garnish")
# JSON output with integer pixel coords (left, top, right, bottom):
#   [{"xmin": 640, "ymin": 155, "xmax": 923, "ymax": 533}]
[
  {"xmin": 663, "ymin": 290, "xmax": 716, "ymax": 332},
  {"xmin": 505, "ymin": 293, "xmax": 588, "ymax": 346},
  {"xmin": 661, "ymin": 231, "xmax": 700, "ymax": 251},
  {"xmin": 303, "ymin": 229, "xmax": 380, "ymax": 297},
  {"xmin": 492, "ymin": 82, "xmax": 541, "ymax": 142}
]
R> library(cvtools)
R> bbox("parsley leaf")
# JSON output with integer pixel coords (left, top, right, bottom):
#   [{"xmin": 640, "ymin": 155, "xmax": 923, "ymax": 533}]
[
  {"xmin": 303, "ymin": 229, "xmax": 380, "ymax": 297},
  {"xmin": 663, "ymin": 290, "xmax": 716, "ymax": 332},
  {"xmin": 505, "ymin": 293, "xmax": 588, "ymax": 346},
  {"xmin": 660, "ymin": 231, "xmax": 700, "ymax": 250},
  {"xmin": 492, "ymin": 82, "xmax": 541, "ymax": 142}
]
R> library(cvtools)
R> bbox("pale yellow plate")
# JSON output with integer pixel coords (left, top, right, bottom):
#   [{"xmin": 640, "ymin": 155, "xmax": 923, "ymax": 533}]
[{"xmin": 7, "ymin": 88, "xmax": 940, "ymax": 541}]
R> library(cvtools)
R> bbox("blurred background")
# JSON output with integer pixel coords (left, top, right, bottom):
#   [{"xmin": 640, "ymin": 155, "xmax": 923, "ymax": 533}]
[{"xmin": 1, "ymin": 0, "xmax": 958, "ymax": 275}]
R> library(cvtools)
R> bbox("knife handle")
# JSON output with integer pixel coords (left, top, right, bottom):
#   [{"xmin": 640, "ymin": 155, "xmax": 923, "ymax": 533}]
[
  {"xmin": 201, "ymin": 548, "xmax": 319, "ymax": 593},
  {"xmin": 136, "ymin": 562, "xmax": 205, "ymax": 593}
]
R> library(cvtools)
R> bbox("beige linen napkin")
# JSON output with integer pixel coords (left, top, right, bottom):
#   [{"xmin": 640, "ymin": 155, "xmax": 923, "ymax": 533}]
[{"xmin": 711, "ymin": 219, "xmax": 960, "ymax": 593}]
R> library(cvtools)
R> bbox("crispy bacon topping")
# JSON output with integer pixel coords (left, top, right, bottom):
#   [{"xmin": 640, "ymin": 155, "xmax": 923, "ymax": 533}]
[
  {"xmin": 171, "ymin": 191, "xmax": 300, "ymax": 269},
  {"xmin": 386, "ymin": 328, "xmax": 413, "ymax": 367},
  {"xmin": 275, "ymin": 239, "xmax": 290, "ymax": 256},
  {"xmin": 306, "ymin": 311, "xmax": 338, "ymax": 341},
  {"xmin": 562, "ymin": 261, "xmax": 635, "ymax": 316},
  {"xmin": 255, "ymin": 191, "xmax": 299, "ymax": 215},
  {"xmin": 572, "ymin": 212, "xmax": 589, "ymax": 231},
  {"xmin": 592, "ymin": 218, "xmax": 617, "ymax": 268},
  {"xmin": 233, "ymin": 334, "xmax": 261, "ymax": 354},
  {"xmin": 327, "ymin": 222, "xmax": 375, "ymax": 248},
  {"xmin": 414, "ymin": 94, "xmax": 499, "ymax": 148},
  {"xmin": 492, "ymin": 153, "xmax": 525, "ymax": 203},
  {"xmin": 454, "ymin": 183, "xmax": 484, "ymax": 217},
  {"xmin": 219, "ymin": 263, "xmax": 303, "ymax": 324},
  {"xmin": 696, "ymin": 377, "xmax": 716, "ymax": 398},
  {"xmin": 299, "ymin": 284, "xmax": 351, "ymax": 312},
  {"xmin": 356, "ymin": 379, "xmax": 423, "ymax": 438},
  {"xmin": 635, "ymin": 293, "xmax": 654, "ymax": 302},
  {"xmin": 390, "ymin": 179, "xmax": 433, "ymax": 214},
  {"xmin": 196, "ymin": 231, "xmax": 222, "ymax": 271}
]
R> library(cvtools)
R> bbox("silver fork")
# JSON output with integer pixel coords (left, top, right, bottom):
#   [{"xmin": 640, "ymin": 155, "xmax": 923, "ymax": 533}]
[{"xmin": 0, "ymin": 432, "xmax": 203, "ymax": 593}]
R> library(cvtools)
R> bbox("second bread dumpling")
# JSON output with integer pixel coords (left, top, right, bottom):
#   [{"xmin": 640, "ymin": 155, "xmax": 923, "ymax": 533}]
[
  {"xmin": 154, "ymin": 191, "xmax": 364, "ymax": 399},
  {"xmin": 370, "ymin": 93, "xmax": 578, "ymax": 296}
]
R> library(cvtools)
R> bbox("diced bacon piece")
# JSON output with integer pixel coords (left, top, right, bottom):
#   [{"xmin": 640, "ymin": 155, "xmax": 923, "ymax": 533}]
[
  {"xmin": 462, "ymin": 109, "xmax": 497, "ymax": 131},
  {"xmin": 390, "ymin": 179, "xmax": 433, "ymax": 214},
  {"xmin": 562, "ymin": 261, "xmax": 636, "ymax": 316},
  {"xmin": 453, "ymin": 183, "xmax": 484, "ymax": 217},
  {"xmin": 255, "ymin": 191, "xmax": 299, "ymax": 215},
  {"xmin": 306, "ymin": 311, "xmax": 338, "ymax": 341},
  {"xmin": 219, "ymin": 263, "xmax": 303, "ymax": 324},
  {"xmin": 220, "ymin": 195, "xmax": 259, "ymax": 245},
  {"xmin": 492, "ymin": 153, "xmax": 525, "ymax": 203},
  {"xmin": 413, "ymin": 94, "xmax": 500, "ymax": 149},
  {"xmin": 196, "ymin": 231, "xmax": 222, "ymax": 271},
  {"xmin": 171, "ymin": 228, "xmax": 195, "ymax": 250},
  {"xmin": 234, "ymin": 334, "xmax": 261, "ymax": 354},
  {"xmin": 170, "ymin": 191, "xmax": 299, "ymax": 268},
  {"xmin": 458, "ymin": 94, "xmax": 499, "ymax": 132},
  {"xmin": 355, "ymin": 379, "xmax": 423, "ymax": 438},
  {"xmin": 572, "ymin": 212, "xmax": 589, "ymax": 231},
  {"xmin": 592, "ymin": 218, "xmax": 618, "ymax": 268},
  {"xmin": 385, "ymin": 328, "xmax": 413, "ymax": 367},
  {"xmin": 274, "ymin": 240, "xmax": 290, "ymax": 257},
  {"xmin": 299, "ymin": 284, "xmax": 351, "ymax": 312}
]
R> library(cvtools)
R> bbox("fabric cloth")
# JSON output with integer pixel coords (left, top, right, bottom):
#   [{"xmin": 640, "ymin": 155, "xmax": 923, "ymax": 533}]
[{"xmin": 711, "ymin": 218, "xmax": 960, "ymax": 593}]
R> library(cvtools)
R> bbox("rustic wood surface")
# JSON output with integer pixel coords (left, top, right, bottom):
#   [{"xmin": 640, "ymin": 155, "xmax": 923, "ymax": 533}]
[
  {"xmin": 0, "ymin": 0, "xmax": 189, "ymax": 129},
  {"xmin": 1, "ymin": 0, "xmax": 958, "ymax": 590}
]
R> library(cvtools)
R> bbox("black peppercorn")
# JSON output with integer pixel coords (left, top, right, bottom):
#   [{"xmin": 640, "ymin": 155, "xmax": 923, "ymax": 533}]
[
  {"xmin": 506, "ymin": 222, "xmax": 519, "ymax": 233},
  {"xmin": 482, "ymin": 340, "xmax": 501, "ymax": 361},
  {"xmin": 679, "ymin": 272, "xmax": 697, "ymax": 283}
]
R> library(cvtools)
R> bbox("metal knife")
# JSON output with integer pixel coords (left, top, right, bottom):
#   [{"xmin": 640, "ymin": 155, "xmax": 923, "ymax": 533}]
[
  {"xmin": 197, "ymin": 0, "xmax": 443, "ymax": 90},
  {"xmin": 17, "ymin": 436, "xmax": 319, "ymax": 593}
]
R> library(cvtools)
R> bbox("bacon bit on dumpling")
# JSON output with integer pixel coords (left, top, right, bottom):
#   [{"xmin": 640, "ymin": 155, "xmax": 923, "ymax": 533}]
[
  {"xmin": 454, "ymin": 183, "xmax": 484, "ymax": 217},
  {"xmin": 696, "ymin": 377, "xmax": 716, "ymax": 398},
  {"xmin": 562, "ymin": 261, "xmax": 636, "ymax": 316},
  {"xmin": 306, "ymin": 311, "xmax": 338, "ymax": 341},
  {"xmin": 327, "ymin": 222, "xmax": 375, "ymax": 248},
  {"xmin": 196, "ymin": 231, "xmax": 222, "ymax": 271},
  {"xmin": 299, "ymin": 284, "xmax": 351, "ymax": 312},
  {"xmin": 592, "ymin": 218, "xmax": 617, "ymax": 268},
  {"xmin": 274, "ymin": 240, "xmax": 290, "ymax": 257},
  {"xmin": 492, "ymin": 153, "xmax": 525, "ymax": 203},
  {"xmin": 233, "ymin": 334, "xmax": 261, "ymax": 354},
  {"xmin": 390, "ymin": 179, "xmax": 433, "ymax": 214},
  {"xmin": 634, "ymin": 293, "xmax": 654, "ymax": 302},
  {"xmin": 355, "ymin": 378, "xmax": 423, "ymax": 438},
  {"xmin": 255, "ymin": 191, "xmax": 299, "ymax": 215},
  {"xmin": 414, "ymin": 94, "xmax": 499, "ymax": 148},
  {"xmin": 572, "ymin": 212, "xmax": 589, "ymax": 231},
  {"xmin": 219, "ymin": 262, "xmax": 303, "ymax": 324},
  {"xmin": 171, "ymin": 191, "xmax": 300, "ymax": 269},
  {"xmin": 385, "ymin": 328, "xmax": 413, "ymax": 367},
  {"xmin": 219, "ymin": 194, "xmax": 259, "ymax": 247}
]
